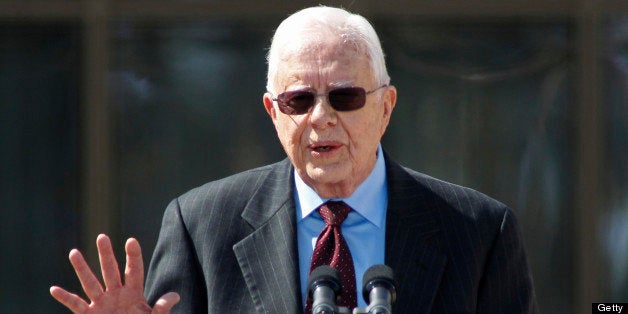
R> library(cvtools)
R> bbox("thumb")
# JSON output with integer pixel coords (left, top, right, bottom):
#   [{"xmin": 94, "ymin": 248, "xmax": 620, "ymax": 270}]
[{"xmin": 151, "ymin": 292, "xmax": 180, "ymax": 314}]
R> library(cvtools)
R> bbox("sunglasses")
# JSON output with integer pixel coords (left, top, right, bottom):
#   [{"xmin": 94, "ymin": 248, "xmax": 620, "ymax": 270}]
[{"xmin": 271, "ymin": 85, "xmax": 388, "ymax": 115}]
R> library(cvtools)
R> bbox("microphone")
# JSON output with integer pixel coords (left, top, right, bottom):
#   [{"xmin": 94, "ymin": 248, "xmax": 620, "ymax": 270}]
[
  {"xmin": 362, "ymin": 265, "xmax": 396, "ymax": 314},
  {"xmin": 308, "ymin": 265, "xmax": 341, "ymax": 314}
]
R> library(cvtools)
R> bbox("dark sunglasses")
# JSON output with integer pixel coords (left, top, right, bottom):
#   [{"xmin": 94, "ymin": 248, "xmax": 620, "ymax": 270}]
[{"xmin": 272, "ymin": 85, "xmax": 388, "ymax": 115}]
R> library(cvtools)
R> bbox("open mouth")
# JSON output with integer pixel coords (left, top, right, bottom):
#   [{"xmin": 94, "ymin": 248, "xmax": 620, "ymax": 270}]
[
  {"xmin": 314, "ymin": 146, "xmax": 333, "ymax": 152},
  {"xmin": 309, "ymin": 142, "xmax": 341, "ymax": 154}
]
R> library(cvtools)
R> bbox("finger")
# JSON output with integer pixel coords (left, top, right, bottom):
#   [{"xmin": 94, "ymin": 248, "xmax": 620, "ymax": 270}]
[
  {"xmin": 96, "ymin": 234, "xmax": 123, "ymax": 290},
  {"xmin": 50, "ymin": 286, "xmax": 89, "ymax": 313},
  {"xmin": 151, "ymin": 292, "xmax": 181, "ymax": 314},
  {"xmin": 69, "ymin": 249, "xmax": 104, "ymax": 301},
  {"xmin": 124, "ymin": 237, "xmax": 144, "ymax": 291}
]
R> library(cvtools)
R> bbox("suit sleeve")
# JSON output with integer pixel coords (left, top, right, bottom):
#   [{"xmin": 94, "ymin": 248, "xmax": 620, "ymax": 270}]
[
  {"xmin": 476, "ymin": 208, "xmax": 539, "ymax": 313},
  {"xmin": 145, "ymin": 198, "xmax": 207, "ymax": 313}
]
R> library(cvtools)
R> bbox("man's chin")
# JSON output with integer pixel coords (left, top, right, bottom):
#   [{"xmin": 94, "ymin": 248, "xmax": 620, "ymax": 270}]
[
  {"xmin": 306, "ymin": 162, "xmax": 347, "ymax": 180},
  {"xmin": 304, "ymin": 165, "xmax": 353, "ymax": 192}
]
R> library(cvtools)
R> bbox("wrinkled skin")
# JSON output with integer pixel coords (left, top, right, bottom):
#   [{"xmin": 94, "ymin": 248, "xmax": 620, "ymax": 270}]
[{"xmin": 264, "ymin": 38, "xmax": 396, "ymax": 198}]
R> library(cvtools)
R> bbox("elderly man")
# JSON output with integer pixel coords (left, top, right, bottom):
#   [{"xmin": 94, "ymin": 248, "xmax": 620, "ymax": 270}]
[{"xmin": 51, "ymin": 6, "xmax": 538, "ymax": 313}]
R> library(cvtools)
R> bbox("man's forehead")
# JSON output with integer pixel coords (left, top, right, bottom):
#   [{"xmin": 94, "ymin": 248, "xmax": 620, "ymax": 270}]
[
  {"xmin": 272, "ymin": 38, "xmax": 373, "ymax": 89},
  {"xmin": 276, "ymin": 57, "xmax": 370, "ymax": 90},
  {"xmin": 281, "ymin": 34, "xmax": 365, "ymax": 59},
  {"xmin": 280, "ymin": 76, "xmax": 357, "ymax": 90}
]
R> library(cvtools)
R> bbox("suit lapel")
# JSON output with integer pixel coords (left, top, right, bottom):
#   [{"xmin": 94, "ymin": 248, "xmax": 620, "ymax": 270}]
[
  {"xmin": 384, "ymin": 156, "xmax": 447, "ymax": 313},
  {"xmin": 232, "ymin": 159, "xmax": 302, "ymax": 313},
  {"xmin": 230, "ymin": 156, "xmax": 447, "ymax": 312}
]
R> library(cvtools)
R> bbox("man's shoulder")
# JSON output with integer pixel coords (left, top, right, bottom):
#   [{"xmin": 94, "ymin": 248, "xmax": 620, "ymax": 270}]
[
  {"xmin": 388, "ymin": 158, "xmax": 510, "ymax": 220},
  {"xmin": 176, "ymin": 158, "xmax": 291, "ymax": 208},
  {"xmin": 388, "ymin": 161, "xmax": 516, "ymax": 252},
  {"xmin": 401, "ymin": 165, "xmax": 494, "ymax": 200}
]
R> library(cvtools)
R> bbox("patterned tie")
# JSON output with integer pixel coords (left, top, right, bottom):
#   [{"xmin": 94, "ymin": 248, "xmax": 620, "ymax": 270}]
[{"xmin": 305, "ymin": 201, "xmax": 357, "ymax": 313}]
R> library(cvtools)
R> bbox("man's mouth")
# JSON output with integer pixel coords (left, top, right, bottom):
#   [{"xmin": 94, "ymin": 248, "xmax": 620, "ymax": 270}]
[
  {"xmin": 313, "ymin": 146, "xmax": 333, "ymax": 152},
  {"xmin": 309, "ymin": 142, "xmax": 341, "ymax": 154}
]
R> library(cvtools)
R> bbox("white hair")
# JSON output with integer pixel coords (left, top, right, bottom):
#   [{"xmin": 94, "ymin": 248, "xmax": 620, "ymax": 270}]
[{"xmin": 266, "ymin": 6, "xmax": 390, "ymax": 94}]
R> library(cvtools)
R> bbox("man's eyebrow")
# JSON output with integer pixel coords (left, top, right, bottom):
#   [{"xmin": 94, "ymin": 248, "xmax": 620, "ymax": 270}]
[
  {"xmin": 284, "ymin": 84, "xmax": 311, "ymax": 91},
  {"xmin": 329, "ymin": 80, "xmax": 354, "ymax": 88}
]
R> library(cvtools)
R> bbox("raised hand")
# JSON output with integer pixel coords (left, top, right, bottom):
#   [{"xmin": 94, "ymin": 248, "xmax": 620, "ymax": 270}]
[{"xmin": 50, "ymin": 234, "xmax": 180, "ymax": 313}]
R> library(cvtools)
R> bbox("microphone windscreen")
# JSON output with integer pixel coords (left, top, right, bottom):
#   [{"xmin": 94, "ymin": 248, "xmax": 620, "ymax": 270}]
[
  {"xmin": 308, "ymin": 265, "xmax": 341, "ymax": 296},
  {"xmin": 362, "ymin": 264, "xmax": 396, "ymax": 302}
]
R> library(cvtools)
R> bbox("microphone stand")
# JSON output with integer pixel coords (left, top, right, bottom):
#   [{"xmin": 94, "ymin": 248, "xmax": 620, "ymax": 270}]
[{"xmin": 351, "ymin": 265, "xmax": 396, "ymax": 314}]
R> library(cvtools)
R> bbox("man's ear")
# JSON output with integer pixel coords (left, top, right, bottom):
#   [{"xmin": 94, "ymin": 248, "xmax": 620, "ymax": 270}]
[
  {"xmin": 263, "ymin": 93, "xmax": 276, "ymax": 120},
  {"xmin": 378, "ymin": 85, "xmax": 397, "ymax": 135},
  {"xmin": 383, "ymin": 85, "xmax": 397, "ymax": 120}
]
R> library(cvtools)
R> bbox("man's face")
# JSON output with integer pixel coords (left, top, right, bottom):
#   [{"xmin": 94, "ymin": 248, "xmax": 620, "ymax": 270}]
[{"xmin": 263, "ymin": 39, "xmax": 396, "ymax": 198}]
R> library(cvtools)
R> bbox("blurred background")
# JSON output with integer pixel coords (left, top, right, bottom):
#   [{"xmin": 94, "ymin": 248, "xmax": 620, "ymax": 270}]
[{"xmin": 0, "ymin": 1, "xmax": 626, "ymax": 313}]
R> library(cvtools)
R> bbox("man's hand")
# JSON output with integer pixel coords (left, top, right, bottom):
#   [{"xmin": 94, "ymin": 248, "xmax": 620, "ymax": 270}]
[{"xmin": 50, "ymin": 234, "xmax": 180, "ymax": 313}]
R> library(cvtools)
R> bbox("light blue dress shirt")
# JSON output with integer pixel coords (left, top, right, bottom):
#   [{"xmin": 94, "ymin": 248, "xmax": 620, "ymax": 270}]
[{"xmin": 295, "ymin": 145, "xmax": 388, "ymax": 309}]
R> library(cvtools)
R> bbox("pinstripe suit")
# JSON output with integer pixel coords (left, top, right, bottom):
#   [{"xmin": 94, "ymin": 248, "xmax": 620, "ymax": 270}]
[{"xmin": 145, "ymin": 153, "xmax": 538, "ymax": 313}]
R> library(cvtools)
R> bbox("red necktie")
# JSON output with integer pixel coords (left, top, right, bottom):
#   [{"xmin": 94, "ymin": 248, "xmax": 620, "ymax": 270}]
[{"xmin": 305, "ymin": 201, "xmax": 357, "ymax": 313}]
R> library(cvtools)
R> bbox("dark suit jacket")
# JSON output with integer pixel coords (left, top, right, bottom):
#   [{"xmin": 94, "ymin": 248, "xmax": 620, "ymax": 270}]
[{"xmin": 145, "ymin": 154, "xmax": 538, "ymax": 313}]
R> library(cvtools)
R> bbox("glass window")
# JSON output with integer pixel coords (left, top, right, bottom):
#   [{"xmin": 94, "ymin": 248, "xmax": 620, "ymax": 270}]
[
  {"xmin": 602, "ymin": 17, "xmax": 628, "ymax": 302},
  {"xmin": 377, "ymin": 20, "xmax": 576, "ymax": 313},
  {"xmin": 0, "ymin": 24, "xmax": 82, "ymax": 313},
  {"xmin": 109, "ymin": 21, "xmax": 284, "ymax": 262}
]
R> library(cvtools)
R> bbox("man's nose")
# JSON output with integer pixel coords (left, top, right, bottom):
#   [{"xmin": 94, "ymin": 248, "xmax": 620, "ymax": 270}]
[{"xmin": 309, "ymin": 95, "xmax": 337, "ymax": 128}]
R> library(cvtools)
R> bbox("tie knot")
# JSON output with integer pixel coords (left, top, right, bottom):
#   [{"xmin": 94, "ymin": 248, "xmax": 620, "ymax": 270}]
[{"xmin": 319, "ymin": 201, "xmax": 351, "ymax": 226}]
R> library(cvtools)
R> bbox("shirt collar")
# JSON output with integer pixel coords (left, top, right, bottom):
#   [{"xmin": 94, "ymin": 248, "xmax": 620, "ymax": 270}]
[{"xmin": 294, "ymin": 145, "xmax": 387, "ymax": 228}]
